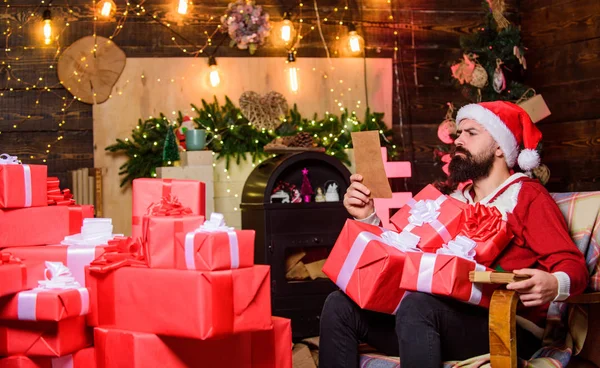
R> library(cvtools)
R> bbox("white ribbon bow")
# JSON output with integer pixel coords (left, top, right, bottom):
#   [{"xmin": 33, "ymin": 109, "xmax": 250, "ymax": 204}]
[
  {"xmin": 436, "ymin": 235, "xmax": 477, "ymax": 261},
  {"xmin": 381, "ymin": 230, "xmax": 421, "ymax": 252},
  {"xmin": 408, "ymin": 198, "xmax": 443, "ymax": 226},
  {"xmin": 61, "ymin": 218, "xmax": 120, "ymax": 247},
  {"xmin": 198, "ymin": 213, "xmax": 234, "ymax": 233},
  {"xmin": 0, "ymin": 153, "xmax": 20, "ymax": 165},
  {"xmin": 37, "ymin": 261, "xmax": 82, "ymax": 289}
]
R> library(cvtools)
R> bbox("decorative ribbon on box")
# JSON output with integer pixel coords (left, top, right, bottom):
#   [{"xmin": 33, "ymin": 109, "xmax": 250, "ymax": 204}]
[
  {"xmin": 0, "ymin": 252, "xmax": 29, "ymax": 298},
  {"xmin": 88, "ymin": 236, "xmax": 146, "ymax": 274},
  {"xmin": 0, "ymin": 347, "xmax": 96, "ymax": 368},
  {"xmin": 131, "ymin": 178, "xmax": 206, "ymax": 239},
  {"xmin": 460, "ymin": 203, "xmax": 514, "ymax": 266},
  {"xmin": 141, "ymin": 196, "xmax": 205, "ymax": 269},
  {"xmin": 0, "ymin": 262, "xmax": 90, "ymax": 322},
  {"xmin": 0, "ymin": 153, "xmax": 48, "ymax": 209},
  {"xmin": 400, "ymin": 235, "xmax": 496, "ymax": 307},
  {"xmin": 323, "ymin": 219, "xmax": 420, "ymax": 314},
  {"xmin": 183, "ymin": 213, "xmax": 254, "ymax": 271},
  {"xmin": 47, "ymin": 177, "xmax": 76, "ymax": 206},
  {"xmin": 390, "ymin": 184, "xmax": 466, "ymax": 253}
]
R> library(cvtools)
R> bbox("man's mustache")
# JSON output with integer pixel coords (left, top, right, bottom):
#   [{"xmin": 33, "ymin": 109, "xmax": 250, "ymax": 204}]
[{"xmin": 451, "ymin": 146, "xmax": 472, "ymax": 158}]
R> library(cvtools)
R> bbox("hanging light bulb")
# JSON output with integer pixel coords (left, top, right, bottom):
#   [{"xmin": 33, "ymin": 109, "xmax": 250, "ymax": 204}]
[
  {"xmin": 98, "ymin": 0, "xmax": 116, "ymax": 18},
  {"xmin": 177, "ymin": 0, "xmax": 188, "ymax": 15},
  {"xmin": 287, "ymin": 51, "xmax": 299, "ymax": 93},
  {"xmin": 280, "ymin": 13, "xmax": 294, "ymax": 45},
  {"xmin": 208, "ymin": 56, "xmax": 221, "ymax": 87},
  {"xmin": 347, "ymin": 23, "xmax": 364, "ymax": 55},
  {"xmin": 42, "ymin": 9, "xmax": 52, "ymax": 45}
]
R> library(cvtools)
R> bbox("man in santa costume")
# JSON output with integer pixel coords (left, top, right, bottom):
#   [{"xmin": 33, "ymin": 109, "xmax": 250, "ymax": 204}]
[{"xmin": 319, "ymin": 101, "xmax": 588, "ymax": 368}]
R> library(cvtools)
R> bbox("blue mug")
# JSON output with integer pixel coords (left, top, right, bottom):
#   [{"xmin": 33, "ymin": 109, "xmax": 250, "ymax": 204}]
[{"xmin": 186, "ymin": 129, "xmax": 207, "ymax": 151}]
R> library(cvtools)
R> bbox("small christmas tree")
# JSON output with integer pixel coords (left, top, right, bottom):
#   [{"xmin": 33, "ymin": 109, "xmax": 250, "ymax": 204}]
[
  {"xmin": 162, "ymin": 126, "xmax": 180, "ymax": 164},
  {"xmin": 300, "ymin": 168, "xmax": 314, "ymax": 203}
]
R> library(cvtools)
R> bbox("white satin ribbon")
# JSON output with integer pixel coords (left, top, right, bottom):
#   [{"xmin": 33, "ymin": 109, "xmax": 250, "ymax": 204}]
[
  {"xmin": 184, "ymin": 213, "xmax": 239, "ymax": 270},
  {"xmin": 0, "ymin": 153, "xmax": 19, "ymax": 164},
  {"xmin": 17, "ymin": 262, "xmax": 89, "ymax": 321},
  {"xmin": 336, "ymin": 229, "xmax": 420, "ymax": 292},
  {"xmin": 436, "ymin": 235, "xmax": 477, "ymax": 261},
  {"xmin": 403, "ymin": 195, "xmax": 452, "ymax": 243},
  {"xmin": 22, "ymin": 164, "xmax": 32, "ymax": 207},
  {"xmin": 52, "ymin": 355, "xmax": 74, "ymax": 368}
]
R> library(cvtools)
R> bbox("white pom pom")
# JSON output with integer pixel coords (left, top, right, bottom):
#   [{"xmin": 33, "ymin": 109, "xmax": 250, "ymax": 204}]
[{"xmin": 518, "ymin": 149, "xmax": 540, "ymax": 171}]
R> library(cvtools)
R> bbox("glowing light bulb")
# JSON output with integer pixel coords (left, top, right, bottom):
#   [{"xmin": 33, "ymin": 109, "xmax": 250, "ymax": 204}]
[
  {"xmin": 177, "ymin": 0, "xmax": 188, "ymax": 15},
  {"xmin": 208, "ymin": 56, "xmax": 221, "ymax": 87},
  {"xmin": 280, "ymin": 18, "xmax": 294, "ymax": 44},
  {"xmin": 347, "ymin": 24, "xmax": 364, "ymax": 55},
  {"xmin": 98, "ymin": 0, "xmax": 115, "ymax": 17},
  {"xmin": 287, "ymin": 52, "xmax": 299, "ymax": 93},
  {"xmin": 42, "ymin": 10, "xmax": 52, "ymax": 45}
]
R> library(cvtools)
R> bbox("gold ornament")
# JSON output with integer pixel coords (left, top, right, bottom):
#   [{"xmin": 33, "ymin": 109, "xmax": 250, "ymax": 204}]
[
  {"xmin": 470, "ymin": 63, "xmax": 488, "ymax": 89},
  {"xmin": 532, "ymin": 164, "xmax": 551, "ymax": 185},
  {"xmin": 486, "ymin": 0, "xmax": 510, "ymax": 30}
]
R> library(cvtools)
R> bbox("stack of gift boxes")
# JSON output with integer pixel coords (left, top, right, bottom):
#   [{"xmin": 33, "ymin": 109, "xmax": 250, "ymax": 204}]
[
  {"xmin": 0, "ymin": 159, "xmax": 292, "ymax": 367},
  {"xmin": 323, "ymin": 184, "xmax": 513, "ymax": 314}
]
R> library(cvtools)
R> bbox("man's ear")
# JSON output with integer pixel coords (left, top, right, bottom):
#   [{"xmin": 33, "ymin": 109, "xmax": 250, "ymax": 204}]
[{"xmin": 495, "ymin": 146, "xmax": 504, "ymax": 158}]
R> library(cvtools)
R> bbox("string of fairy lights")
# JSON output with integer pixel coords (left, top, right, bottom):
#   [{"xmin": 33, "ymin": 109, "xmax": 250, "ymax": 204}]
[{"xmin": 0, "ymin": 0, "xmax": 405, "ymax": 162}]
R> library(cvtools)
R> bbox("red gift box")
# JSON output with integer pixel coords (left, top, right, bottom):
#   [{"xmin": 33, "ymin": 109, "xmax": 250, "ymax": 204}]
[
  {"xmin": 94, "ymin": 317, "xmax": 291, "ymax": 368},
  {"xmin": 0, "ymin": 254, "xmax": 46, "ymax": 298},
  {"xmin": 7, "ymin": 245, "xmax": 106, "ymax": 286},
  {"xmin": 132, "ymin": 178, "xmax": 205, "ymax": 239},
  {"xmin": 0, "ymin": 316, "xmax": 92, "ymax": 357},
  {"xmin": 142, "ymin": 213, "xmax": 205, "ymax": 269},
  {"xmin": 178, "ymin": 213, "xmax": 254, "ymax": 271},
  {"xmin": 323, "ymin": 220, "xmax": 420, "ymax": 314},
  {"xmin": 0, "ymin": 205, "xmax": 94, "ymax": 248},
  {"xmin": 390, "ymin": 184, "xmax": 467, "ymax": 253},
  {"xmin": 400, "ymin": 239, "xmax": 497, "ymax": 308},
  {"xmin": 0, "ymin": 287, "xmax": 89, "ymax": 322},
  {"xmin": 0, "ymin": 163, "xmax": 47, "ymax": 209},
  {"xmin": 0, "ymin": 347, "xmax": 95, "ymax": 368},
  {"xmin": 460, "ymin": 203, "xmax": 514, "ymax": 266},
  {"xmin": 86, "ymin": 265, "xmax": 272, "ymax": 339}
]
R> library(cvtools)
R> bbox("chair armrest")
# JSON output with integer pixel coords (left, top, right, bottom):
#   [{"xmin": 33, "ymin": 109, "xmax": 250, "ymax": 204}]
[
  {"xmin": 566, "ymin": 292, "xmax": 600, "ymax": 304},
  {"xmin": 489, "ymin": 289, "xmax": 519, "ymax": 368}
]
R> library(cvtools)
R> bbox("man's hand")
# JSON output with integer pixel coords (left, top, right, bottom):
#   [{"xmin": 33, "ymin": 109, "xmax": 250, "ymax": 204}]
[
  {"xmin": 343, "ymin": 174, "xmax": 374, "ymax": 220},
  {"xmin": 506, "ymin": 269, "xmax": 558, "ymax": 307}
]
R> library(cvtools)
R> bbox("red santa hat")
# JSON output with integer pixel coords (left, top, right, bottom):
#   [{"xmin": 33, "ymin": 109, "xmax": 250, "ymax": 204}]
[{"xmin": 455, "ymin": 101, "xmax": 542, "ymax": 171}]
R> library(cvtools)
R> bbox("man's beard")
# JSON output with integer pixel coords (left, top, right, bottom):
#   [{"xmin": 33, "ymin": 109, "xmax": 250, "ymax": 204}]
[{"xmin": 448, "ymin": 146, "xmax": 495, "ymax": 183}]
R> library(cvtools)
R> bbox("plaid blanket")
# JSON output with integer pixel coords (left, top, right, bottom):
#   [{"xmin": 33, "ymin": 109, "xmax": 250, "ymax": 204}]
[{"xmin": 359, "ymin": 191, "xmax": 600, "ymax": 368}]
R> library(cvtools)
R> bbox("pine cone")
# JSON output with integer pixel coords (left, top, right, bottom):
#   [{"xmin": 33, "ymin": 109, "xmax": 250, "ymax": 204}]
[{"xmin": 289, "ymin": 132, "xmax": 314, "ymax": 147}]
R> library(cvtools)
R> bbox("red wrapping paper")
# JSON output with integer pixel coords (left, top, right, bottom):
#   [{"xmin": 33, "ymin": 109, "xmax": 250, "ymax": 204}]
[
  {"xmin": 390, "ymin": 184, "xmax": 467, "ymax": 253},
  {"xmin": 176, "ymin": 228, "xmax": 255, "ymax": 271},
  {"xmin": 131, "ymin": 179, "xmax": 205, "ymax": 239},
  {"xmin": 46, "ymin": 177, "xmax": 75, "ymax": 206},
  {"xmin": 0, "ymin": 316, "xmax": 92, "ymax": 357},
  {"xmin": 460, "ymin": 203, "xmax": 513, "ymax": 266},
  {"xmin": 94, "ymin": 317, "xmax": 291, "ymax": 368},
  {"xmin": 0, "ymin": 205, "xmax": 94, "ymax": 248},
  {"xmin": 400, "ymin": 251, "xmax": 497, "ymax": 308},
  {"xmin": 142, "ymin": 215, "xmax": 205, "ymax": 269},
  {"xmin": 0, "ymin": 287, "xmax": 89, "ymax": 322},
  {"xmin": 0, "ymin": 254, "xmax": 45, "ymax": 298},
  {"xmin": 0, "ymin": 164, "xmax": 47, "ymax": 209},
  {"xmin": 322, "ymin": 220, "xmax": 412, "ymax": 314},
  {"xmin": 0, "ymin": 347, "xmax": 95, "ymax": 368},
  {"xmin": 86, "ymin": 265, "xmax": 272, "ymax": 339},
  {"xmin": 7, "ymin": 245, "xmax": 106, "ymax": 286}
]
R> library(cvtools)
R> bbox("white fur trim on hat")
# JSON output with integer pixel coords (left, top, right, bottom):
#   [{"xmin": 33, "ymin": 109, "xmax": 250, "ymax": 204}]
[
  {"xmin": 517, "ymin": 149, "xmax": 540, "ymax": 172},
  {"xmin": 456, "ymin": 104, "xmax": 519, "ymax": 168}
]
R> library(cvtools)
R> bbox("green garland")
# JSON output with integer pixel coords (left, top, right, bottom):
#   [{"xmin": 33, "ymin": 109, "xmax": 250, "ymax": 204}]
[{"xmin": 106, "ymin": 96, "xmax": 395, "ymax": 187}]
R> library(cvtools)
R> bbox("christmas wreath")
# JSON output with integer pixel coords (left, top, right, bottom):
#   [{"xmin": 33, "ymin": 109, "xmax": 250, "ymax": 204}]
[{"xmin": 220, "ymin": 0, "xmax": 271, "ymax": 55}]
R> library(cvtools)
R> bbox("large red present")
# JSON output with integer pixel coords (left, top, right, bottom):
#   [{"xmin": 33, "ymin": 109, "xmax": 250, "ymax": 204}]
[
  {"xmin": 400, "ymin": 236, "xmax": 497, "ymax": 307},
  {"xmin": 0, "ymin": 254, "xmax": 46, "ymax": 298},
  {"xmin": 0, "ymin": 316, "xmax": 91, "ymax": 357},
  {"xmin": 86, "ymin": 265, "xmax": 272, "ymax": 339},
  {"xmin": 389, "ymin": 184, "xmax": 467, "ymax": 253},
  {"xmin": 179, "ymin": 213, "xmax": 254, "ymax": 271},
  {"xmin": 94, "ymin": 317, "xmax": 291, "ymax": 368},
  {"xmin": 0, "ymin": 347, "xmax": 95, "ymax": 368},
  {"xmin": 0, "ymin": 286, "xmax": 89, "ymax": 322},
  {"xmin": 322, "ymin": 220, "xmax": 420, "ymax": 314},
  {"xmin": 0, "ymin": 158, "xmax": 47, "ymax": 209},
  {"xmin": 0, "ymin": 205, "xmax": 94, "ymax": 248},
  {"xmin": 132, "ymin": 178, "xmax": 205, "ymax": 239},
  {"xmin": 459, "ymin": 203, "xmax": 513, "ymax": 266},
  {"xmin": 141, "ymin": 197, "xmax": 205, "ymax": 269}
]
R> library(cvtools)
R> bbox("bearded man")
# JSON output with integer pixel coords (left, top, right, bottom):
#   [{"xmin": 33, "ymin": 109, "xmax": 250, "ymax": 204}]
[{"xmin": 319, "ymin": 101, "xmax": 589, "ymax": 368}]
